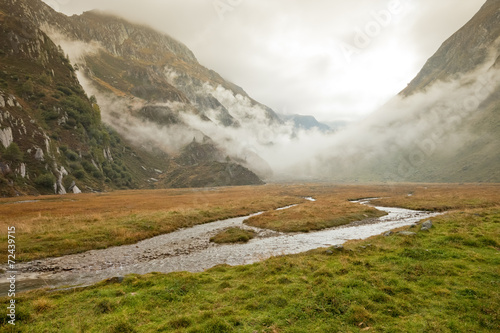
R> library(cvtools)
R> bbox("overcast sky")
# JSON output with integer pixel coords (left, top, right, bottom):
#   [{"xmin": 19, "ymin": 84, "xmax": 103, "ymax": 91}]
[{"xmin": 43, "ymin": 0, "xmax": 486, "ymax": 122}]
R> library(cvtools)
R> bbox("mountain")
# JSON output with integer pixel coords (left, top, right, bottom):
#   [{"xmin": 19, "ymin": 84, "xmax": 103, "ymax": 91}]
[
  {"xmin": 393, "ymin": 0, "xmax": 500, "ymax": 182},
  {"xmin": 278, "ymin": 113, "xmax": 331, "ymax": 132},
  {"xmin": 317, "ymin": 0, "xmax": 500, "ymax": 183},
  {"xmin": 0, "ymin": 0, "xmax": 272, "ymax": 195},
  {"xmin": 401, "ymin": 0, "xmax": 500, "ymax": 96},
  {"xmin": 0, "ymin": 8, "xmax": 151, "ymax": 196},
  {"xmin": 3, "ymin": 0, "xmax": 495, "ymax": 189}
]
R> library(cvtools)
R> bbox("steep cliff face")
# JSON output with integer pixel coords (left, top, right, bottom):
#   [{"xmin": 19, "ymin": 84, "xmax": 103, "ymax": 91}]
[
  {"xmin": 401, "ymin": 0, "xmax": 500, "ymax": 96},
  {"xmin": 1, "ymin": 0, "xmax": 196, "ymax": 63},
  {"xmin": 0, "ymin": 10, "xmax": 155, "ymax": 196}
]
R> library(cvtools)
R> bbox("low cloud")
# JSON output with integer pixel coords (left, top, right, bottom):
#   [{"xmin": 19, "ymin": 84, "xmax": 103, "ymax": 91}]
[{"xmin": 43, "ymin": 26, "xmax": 102, "ymax": 61}]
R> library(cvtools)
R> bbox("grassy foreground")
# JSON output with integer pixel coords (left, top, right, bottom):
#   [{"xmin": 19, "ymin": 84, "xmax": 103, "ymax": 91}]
[
  {"xmin": 0, "ymin": 183, "xmax": 498, "ymax": 332},
  {"xmin": 2, "ymin": 205, "xmax": 499, "ymax": 332}
]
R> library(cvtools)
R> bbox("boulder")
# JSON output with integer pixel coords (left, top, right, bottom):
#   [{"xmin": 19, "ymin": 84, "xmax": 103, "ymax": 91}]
[
  {"xmin": 34, "ymin": 147, "xmax": 44, "ymax": 161},
  {"xmin": 421, "ymin": 220, "xmax": 433, "ymax": 231}
]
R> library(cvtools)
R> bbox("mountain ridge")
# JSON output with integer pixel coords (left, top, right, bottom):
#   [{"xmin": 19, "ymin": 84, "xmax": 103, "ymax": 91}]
[
  {"xmin": 0, "ymin": 0, "xmax": 268, "ymax": 196},
  {"xmin": 401, "ymin": 0, "xmax": 500, "ymax": 96}
]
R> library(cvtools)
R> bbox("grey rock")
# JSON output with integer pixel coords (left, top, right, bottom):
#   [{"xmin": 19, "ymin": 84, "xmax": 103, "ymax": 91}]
[
  {"xmin": 0, "ymin": 127, "xmax": 13, "ymax": 148},
  {"xmin": 17, "ymin": 163, "xmax": 26, "ymax": 178},
  {"xmin": 6, "ymin": 95, "xmax": 15, "ymax": 107},
  {"xmin": 398, "ymin": 231, "xmax": 417, "ymax": 236},
  {"xmin": 34, "ymin": 147, "xmax": 44, "ymax": 161},
  {"xmin": 0, "ymin": 162, "xmax": 11, "ymax": 175},
  {"xmin": 327, "ymin": 245, "xmax": 343, "ymax": 253},
  {"xmin": 421, "ymin": 220, "xmax": 433, "ymax": 231},
  {"xmin": 383, "ymin": 231, "xmax": 393, "ymax": 237}
]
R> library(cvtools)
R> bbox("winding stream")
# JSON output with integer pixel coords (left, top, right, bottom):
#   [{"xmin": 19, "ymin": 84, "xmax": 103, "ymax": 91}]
[{"xmin": 1, "ymin": 199, "xmax": 441, "ymax": 294}]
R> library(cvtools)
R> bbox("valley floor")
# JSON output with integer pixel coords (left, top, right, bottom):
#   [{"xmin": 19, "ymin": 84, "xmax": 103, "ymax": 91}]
[{"xmin": 0, "ymin": 184, "xmax": 499, "ymax": 332}]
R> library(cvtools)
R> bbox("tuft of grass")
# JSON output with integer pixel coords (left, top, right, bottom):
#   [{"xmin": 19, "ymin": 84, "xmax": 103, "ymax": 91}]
[
  {"xmin": 31, "ymin": 298, "xmax": 55, "ymax": 313},
  {"xmin": 210, "ymin": 227, "xmax": 256, "ymax": 244}
]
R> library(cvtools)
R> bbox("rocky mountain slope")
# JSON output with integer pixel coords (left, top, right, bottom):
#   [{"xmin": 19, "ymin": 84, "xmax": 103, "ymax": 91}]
[
  {"xmin": 394, "ymin": 0, "xmax": 500, "ymax": 182},
  {"xmin": 0, "ymin": 0, "xmax": 267, "ymax": 195},
  {"xmin": 2, "ymin": 0, "xmax": 282, "ymax": 166},
  {"xmin": 0, "ymin": 0, "xmax": 272, "ymax": 195},
  {"xmin": 401, "ymin": 0, "xmax": 500, "ymax": 96},
  {"xmin": 0, "ymin": 9, "xmax": 151, "ymax": 196}
]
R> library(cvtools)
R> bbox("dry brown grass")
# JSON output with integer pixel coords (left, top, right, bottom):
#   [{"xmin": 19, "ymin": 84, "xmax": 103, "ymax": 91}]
[
  {"xmin": 244, "ymin": 193, "xmax": 386, "ymax": 232},
  {"xmin": 31, "ymin": 298, "xmax": 55, "ymax": 313},
  {"xmin": 371, "ymin": 183, "xmax": 500, "ymax": 211},
  {"xmin": 0, "ymin": 186, "xmax": 302, "ymax": 261},
  {"xmin": 0, "ymin": 183, "xmax": 498, "ymax": 262}
]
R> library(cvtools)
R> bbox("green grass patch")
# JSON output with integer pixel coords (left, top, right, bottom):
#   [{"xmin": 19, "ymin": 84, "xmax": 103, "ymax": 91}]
[{"xmin": 210, "ymin": 227, "xmax": 256, "ymax": 244}]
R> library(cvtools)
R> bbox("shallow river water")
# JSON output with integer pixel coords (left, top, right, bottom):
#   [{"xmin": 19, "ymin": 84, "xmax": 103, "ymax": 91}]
[{"xmin": 1, "ymin": 199, "xmax": 441, "ymax": 294}]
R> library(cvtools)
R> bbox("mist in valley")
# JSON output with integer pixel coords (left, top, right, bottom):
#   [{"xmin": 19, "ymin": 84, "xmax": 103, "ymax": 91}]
[
  {"xmin": 62, "ymin": 37, "xmax": 499, "ymax": 183},
  {"xmin": 42, "ymin": 1, "xmax": 499, "ymax": 184}
]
